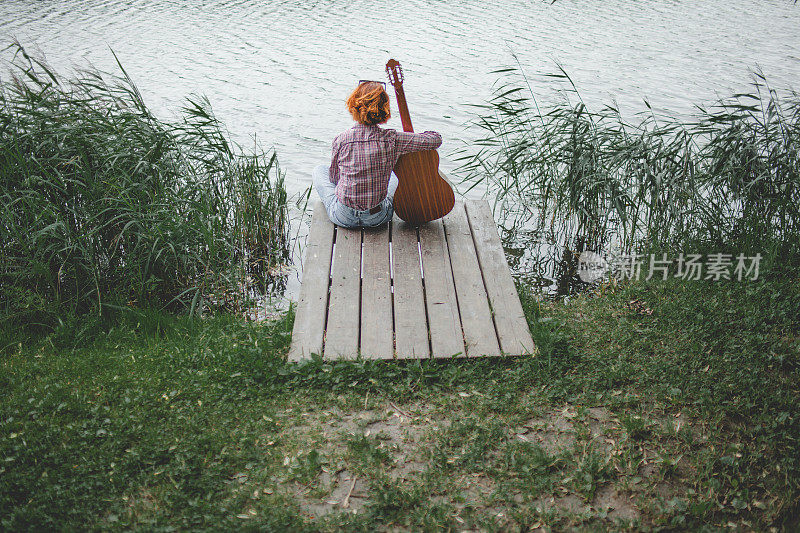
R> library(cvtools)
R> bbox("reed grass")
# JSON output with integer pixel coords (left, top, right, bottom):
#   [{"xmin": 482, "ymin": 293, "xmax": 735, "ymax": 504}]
[
  {"xmin": 457, "ymin": 62, "xmax": 800, "ymax": 275},
  {"xmin": 0, "ymin": 43, "xmax": 289, "ymax": 330}
]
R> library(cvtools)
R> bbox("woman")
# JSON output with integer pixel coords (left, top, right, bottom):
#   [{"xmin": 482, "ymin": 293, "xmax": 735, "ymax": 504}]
[{"xmin": 313, "ymin": 80, "xmax": 442, "ymax": 227}]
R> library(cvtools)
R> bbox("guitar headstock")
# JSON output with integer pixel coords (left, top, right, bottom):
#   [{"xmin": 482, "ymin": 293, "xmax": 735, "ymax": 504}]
[{"xmin": 385, "ymin": 59, "xmax": 403, "ymax": 89}]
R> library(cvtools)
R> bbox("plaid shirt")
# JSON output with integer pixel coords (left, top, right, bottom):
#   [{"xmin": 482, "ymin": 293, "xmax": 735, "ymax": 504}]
[{"xmin": 329, "ymin": 124, "xmax": 442, "ymax": 210}]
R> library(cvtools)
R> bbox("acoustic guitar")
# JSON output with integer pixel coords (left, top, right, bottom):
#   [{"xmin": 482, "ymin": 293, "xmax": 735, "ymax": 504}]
[{"xmin": 385, "ymin": 59, "xmax": 455, "ymax": 225}]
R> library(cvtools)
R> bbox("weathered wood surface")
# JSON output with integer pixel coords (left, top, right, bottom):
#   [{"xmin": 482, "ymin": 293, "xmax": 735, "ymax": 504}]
[
  {"xmin": 288, "ymin": 200, "xmax": 535, "ymax": 361},
  {"xmin": 288, "ymin": 202, "xmax": 334, "ymax": 362},
  {"xmin": 442, "ymin": 202, "xmax": 500, "ymax": 357},
  {"xmin": 324, "ymin": 227, "xmax": 361, "ymax": 360},
  {"xmin": 392, "ymin": 222, "xmax": 430, "ymax": 359},
  {"xmin": 360, "ymin": 225, "xmax": 394, "ymax": 359},
  {"xmin": 466, "ymin": 200, "xmax": 536, "ymax": 356},
  {"xmin": 419, "ymin": 221, "xmax": 464, "ymax": 358}
]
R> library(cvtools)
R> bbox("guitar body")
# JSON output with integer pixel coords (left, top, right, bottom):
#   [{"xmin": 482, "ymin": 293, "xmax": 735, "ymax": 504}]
[
  {"xmin": 386, "ymin": 58, "xmax": 455, "ymax": 225},
  {"xmin": 393, "ymin": 150, "xmax": 455, "ymax": 225}
]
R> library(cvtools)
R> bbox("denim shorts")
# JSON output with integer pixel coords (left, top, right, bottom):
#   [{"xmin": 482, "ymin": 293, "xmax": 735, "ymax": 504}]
[{"xmin": 325, "ymin": 196, "xmax": 394, "ymax": 228}]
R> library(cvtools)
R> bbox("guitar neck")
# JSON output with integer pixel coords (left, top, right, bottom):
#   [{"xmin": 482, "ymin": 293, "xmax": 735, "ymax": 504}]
[{"xmin": 393, "ymin": 85, "xmax": 415, "ymax": 133}]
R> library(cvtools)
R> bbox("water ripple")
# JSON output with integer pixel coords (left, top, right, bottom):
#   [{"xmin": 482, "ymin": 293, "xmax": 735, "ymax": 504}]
[{"xmin": 1, "ymin": 0, "xmax": 799, "ymax": 196}]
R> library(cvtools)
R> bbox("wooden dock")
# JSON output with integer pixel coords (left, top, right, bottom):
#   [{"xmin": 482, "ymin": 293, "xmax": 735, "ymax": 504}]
[{"xmin": 288, "ymin": 199, "xmax": 535, "ymax": 361}]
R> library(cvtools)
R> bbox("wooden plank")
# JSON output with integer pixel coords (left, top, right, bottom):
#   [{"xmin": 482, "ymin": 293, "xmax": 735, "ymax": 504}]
[
  {"xmin": 391, "ymin": 221, "xmax": 430, "ymax": 359},
  {"xmin": 466, "ymin": 200, "xmax": 536, "ymax": 356},
  {"xmin": 288, "ymin": 201, "xmax": 335, "ymax": 362},
  {"xmin": 360, "ymin": 225, "xmax": 394, "ymax": 359},
  {"xmin": 442, "ymin": 202, "xmax": 501, "ymax": 357},
  {"xmin": 419, "ymin": 220, "xmax": 465, "ymax": 358},
  {"xmin": 324, "ymin": 226, "xmax": 361, "ymax": 360}
]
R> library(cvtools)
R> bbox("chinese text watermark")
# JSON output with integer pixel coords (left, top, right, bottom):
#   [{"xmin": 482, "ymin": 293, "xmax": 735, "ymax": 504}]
[{"xmin": 578, "ymin": 252, "xmax": 762, "ymax": 283}]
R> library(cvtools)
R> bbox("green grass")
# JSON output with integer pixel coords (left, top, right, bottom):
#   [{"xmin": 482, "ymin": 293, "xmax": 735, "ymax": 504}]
[
  {"xmin": 2, "ymin": 273, "xmax": 798, "ymax": 530},
  {"xmin": 1, "ymin": 311, "xmax": 296, "ymax": 530}
]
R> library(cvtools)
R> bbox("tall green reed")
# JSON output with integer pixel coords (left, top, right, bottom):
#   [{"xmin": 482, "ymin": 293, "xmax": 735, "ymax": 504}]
[
  {"xmin": 457, "ymin": 63, "xmax": 800, "ymax": 279},
  {"xmin": 0, "ymin": 43, "xmax": 290, "ymax": 329}
]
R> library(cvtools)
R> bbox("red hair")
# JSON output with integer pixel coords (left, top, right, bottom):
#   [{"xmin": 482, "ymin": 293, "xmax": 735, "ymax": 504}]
[{"xmin": 346, "ymin": 82, "xmax": 391, "ymax": 125}]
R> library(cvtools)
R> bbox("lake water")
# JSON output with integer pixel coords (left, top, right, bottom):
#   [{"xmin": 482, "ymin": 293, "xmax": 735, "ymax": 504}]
[{"xmin": 3, "ymin": 0, "xmax": 799, "ymax": 306}]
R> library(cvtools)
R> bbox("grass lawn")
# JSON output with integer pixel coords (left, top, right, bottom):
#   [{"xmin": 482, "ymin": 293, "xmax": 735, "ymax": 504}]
[{"xmin": 2, "ymin": 276, "xmax": 798, "ymax": 531}]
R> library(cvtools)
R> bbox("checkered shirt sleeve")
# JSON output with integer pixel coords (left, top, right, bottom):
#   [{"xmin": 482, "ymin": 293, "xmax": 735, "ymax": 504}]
[{"xmin": 328, "ymin": 126, "xmax": 442, "ymax": 211}]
